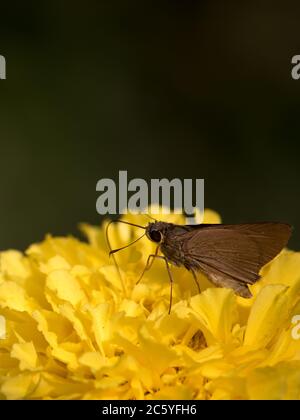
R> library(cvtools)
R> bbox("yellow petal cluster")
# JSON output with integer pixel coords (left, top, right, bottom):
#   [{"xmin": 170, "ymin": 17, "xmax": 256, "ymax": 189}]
[{"xmin": 0, "ymin": 209, "xmax": 299, "ymax": 400}]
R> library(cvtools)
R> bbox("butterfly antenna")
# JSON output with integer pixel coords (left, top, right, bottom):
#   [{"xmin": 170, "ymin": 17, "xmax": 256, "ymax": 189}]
[
  {"xmin": 109, "ymin": 232, "xmax": 146, "ymax": 255},
  {"xmin": 105, "ymin": 219, "xmax": 146, "ymax": 296}
]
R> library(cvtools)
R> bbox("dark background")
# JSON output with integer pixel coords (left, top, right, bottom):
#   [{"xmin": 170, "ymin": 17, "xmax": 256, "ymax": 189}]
[{"xmin": 0, "ymin": 0, "xmax": 300, "ymax": 250}]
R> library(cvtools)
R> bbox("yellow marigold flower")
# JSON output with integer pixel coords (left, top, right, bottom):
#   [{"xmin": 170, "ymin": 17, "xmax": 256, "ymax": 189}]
[{"xmin": 0, "ymin": 209, "xmax": 299, "ymax": 400}]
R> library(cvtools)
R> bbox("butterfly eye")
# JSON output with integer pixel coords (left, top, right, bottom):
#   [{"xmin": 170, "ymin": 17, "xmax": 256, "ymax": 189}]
[{"xmin": 149, "ymin": 230, "xmax": 162, "ymax": 243}]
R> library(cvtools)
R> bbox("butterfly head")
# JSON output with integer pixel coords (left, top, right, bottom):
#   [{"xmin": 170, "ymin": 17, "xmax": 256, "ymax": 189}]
[{"xmin": 146, "ymin": 221, "xmax": 169, "ymax": 243}]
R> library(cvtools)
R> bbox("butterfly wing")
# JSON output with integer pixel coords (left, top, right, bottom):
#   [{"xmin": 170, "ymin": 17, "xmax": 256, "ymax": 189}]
[{"xmin": 181, "ymin": 223, "xmax": 292, "ymax": 298}]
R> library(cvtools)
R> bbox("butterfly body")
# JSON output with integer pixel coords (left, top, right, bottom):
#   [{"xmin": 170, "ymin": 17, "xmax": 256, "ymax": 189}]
[{"xmin": 145, "ymin": 221, "xmax": 292, "ymax": 298}]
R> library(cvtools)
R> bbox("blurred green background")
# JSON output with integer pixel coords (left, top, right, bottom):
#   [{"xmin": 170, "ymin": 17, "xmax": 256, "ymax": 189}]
[{"xmin": 0, "ymin": 1, "xmax": 299, "ymax": 250}]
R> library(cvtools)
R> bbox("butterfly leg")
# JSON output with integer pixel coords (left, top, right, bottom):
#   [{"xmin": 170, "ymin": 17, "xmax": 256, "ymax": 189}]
[
  {"xmin": 136, "ymin": 252, "xmax": 174, "ymax": 314},
  {"xmin": 191, "ymin": 269, "xmax": 201, "ymax": 294},
  {"xmin": 162, "ymin": 257, "xmax": 174, "ymax": 314},
  {"xmin": 145, "ymin": 255, "xmax": 174, "ymax": 314},
  {"xmin": 136, "ymin": 246, "xmax": 159, "ymax": 285}
]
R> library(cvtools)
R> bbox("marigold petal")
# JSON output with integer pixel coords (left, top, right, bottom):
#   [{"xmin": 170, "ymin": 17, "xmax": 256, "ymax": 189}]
[
  {"xmin": 1, "ymin": 373, "xmax": 40, "ymax": 400},
  {"xmin": 11, "ymin": 342, "xmax": 38, "ymax": 371},
  {"xmin": 245, "ymin": 364, "xmax": 300, "ymax": 400},
  {"xmin": 190, "ymin": 288, "xmax": 238, "ymax": 345},
  {"xmin": 46, "ymin": 270, "xmax": 87, "ymax": 307},
  {"xmin": 244, "ymin": 285, "xmax": 289, "ymax": 349},
  {"xmin": 0, "ymin": 282, "xmax": 36, "ymax": 312}
]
